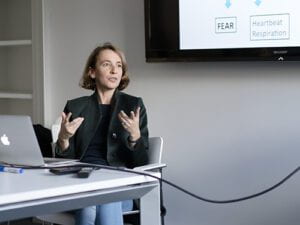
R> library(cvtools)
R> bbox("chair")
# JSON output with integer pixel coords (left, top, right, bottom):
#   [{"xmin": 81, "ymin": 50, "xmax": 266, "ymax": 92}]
[
  {"xmin": 36, "ymin": 132, "xmax": 166, "ymax": 225},
  {"xmin": 33, "ymin": 124, "xmax": 53, "ymax": 157},
  {"xmin": 50, "ymin": 116, "xmax": 62, "ymax": 157}
]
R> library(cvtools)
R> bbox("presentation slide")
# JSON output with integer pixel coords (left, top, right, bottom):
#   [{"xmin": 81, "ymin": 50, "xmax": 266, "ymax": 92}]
[{"xmin": 179, "ymin": 0, "xmax": 300, "ymax": 49}]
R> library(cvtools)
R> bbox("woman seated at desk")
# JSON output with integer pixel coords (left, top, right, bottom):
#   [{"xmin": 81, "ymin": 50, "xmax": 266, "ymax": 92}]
[{"xmin": 56, "ymin": 42, "xmax": 149, "ymax": 225}]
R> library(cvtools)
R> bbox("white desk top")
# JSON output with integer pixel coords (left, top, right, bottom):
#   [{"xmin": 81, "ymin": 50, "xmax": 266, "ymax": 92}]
[{"xmin": 0, "ymin": 168, "xmax": 158, "ymax": 206}]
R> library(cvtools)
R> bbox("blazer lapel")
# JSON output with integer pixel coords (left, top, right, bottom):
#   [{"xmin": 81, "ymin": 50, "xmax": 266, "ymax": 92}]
[{"xmin": 78, "ymin": 92, "xmax": 102, "ymax": 154}]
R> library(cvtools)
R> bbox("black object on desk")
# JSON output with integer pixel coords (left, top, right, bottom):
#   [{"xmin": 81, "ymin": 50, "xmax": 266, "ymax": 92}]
[
  {"xmin": 49, "ymin": 167, "xmax": 81, "ymax": 175},
  {"xmin": 77, "ymin": 167, "xmax": 94, "ymax": 178}
]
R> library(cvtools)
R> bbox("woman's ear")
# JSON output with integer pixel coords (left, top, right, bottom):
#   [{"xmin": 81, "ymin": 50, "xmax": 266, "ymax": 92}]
[{"xmin": 88, "ymin": 67, "xmax": 95, "ymax": 79}]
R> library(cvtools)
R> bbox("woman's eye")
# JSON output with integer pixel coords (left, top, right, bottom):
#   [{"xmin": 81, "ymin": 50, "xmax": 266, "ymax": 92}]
[{"xmin": 102, "ymin": 62, "xmax": 110, "ymax": 67}]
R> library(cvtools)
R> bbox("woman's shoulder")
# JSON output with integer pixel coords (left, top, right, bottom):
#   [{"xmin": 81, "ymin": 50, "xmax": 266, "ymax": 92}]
[
  {"xmin": 65, "ymin": 94, "xmax": 95, "ymax": 111},
  {"xmin": 67, "ymin": 95, "xmax": 91, "ymax": 105},
  {"xmin": 64, "ymin": 95, "xmax": 92, "ymax": 115},
  {"xmin": 117, "ymin": 91, "xmax": 142, "ymax": 101},
  {"xmin": 116, "ymin": 92, "xmax": 146, "ymax": 109}
]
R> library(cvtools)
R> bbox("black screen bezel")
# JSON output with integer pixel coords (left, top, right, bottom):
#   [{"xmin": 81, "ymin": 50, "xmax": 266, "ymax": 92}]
[{"xmin": 144, "ymin": 0, "xmax": 300, "ymax": 62}]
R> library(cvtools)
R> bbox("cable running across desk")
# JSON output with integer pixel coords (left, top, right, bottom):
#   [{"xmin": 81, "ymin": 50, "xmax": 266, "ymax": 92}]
[{"xmin": 7, "ymin": 164, "xmax": 300, "ymax": 204}]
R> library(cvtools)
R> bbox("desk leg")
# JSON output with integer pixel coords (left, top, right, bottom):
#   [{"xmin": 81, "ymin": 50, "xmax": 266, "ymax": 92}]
[{"xmin": 139, "ymin": 184, "xmax": 161, "ymax": 225}]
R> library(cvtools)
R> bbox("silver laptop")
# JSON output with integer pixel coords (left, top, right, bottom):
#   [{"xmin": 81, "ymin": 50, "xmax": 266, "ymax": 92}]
[{"xmin": 0, "ymin": 115, "xmax": 76, "ymax": 167}]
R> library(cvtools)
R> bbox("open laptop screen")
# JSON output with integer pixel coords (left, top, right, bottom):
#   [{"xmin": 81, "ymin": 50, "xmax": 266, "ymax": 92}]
[{"xmin": 0, "ymin": 115, "xmax": 44, "ymax": 166}]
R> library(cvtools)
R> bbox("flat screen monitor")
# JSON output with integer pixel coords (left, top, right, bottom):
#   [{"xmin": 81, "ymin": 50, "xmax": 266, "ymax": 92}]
[{"xmin": 144, "ymin": 0, "xmax": 300, "ymax": 62}]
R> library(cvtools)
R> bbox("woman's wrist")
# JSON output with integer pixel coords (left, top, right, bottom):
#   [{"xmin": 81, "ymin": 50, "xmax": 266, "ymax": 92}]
[
  {"xmin": 128, "ymin": 136, "xmax": 139, "ymax": 148},
  {"xmin": 58, "ymin": 136, "xmax": 70, "ymax": 151},
  {"xmin": 128, "ymin": 137, "xmax": 138, "ymax": 143},
  {"xmin": 128, "ymin": 134, "xmax": 140, "ymax": 144}
]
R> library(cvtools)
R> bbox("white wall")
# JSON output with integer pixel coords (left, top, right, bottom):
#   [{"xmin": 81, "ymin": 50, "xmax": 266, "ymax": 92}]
[{"xmin": 43, "ymin": 0, "xmax": 300, "ymax": 224}]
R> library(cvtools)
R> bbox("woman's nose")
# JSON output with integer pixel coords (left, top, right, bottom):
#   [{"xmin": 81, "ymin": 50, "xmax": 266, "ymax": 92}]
[{"xmin": 110, "ymin": 65, "xmax": 117, "ymax": 73}]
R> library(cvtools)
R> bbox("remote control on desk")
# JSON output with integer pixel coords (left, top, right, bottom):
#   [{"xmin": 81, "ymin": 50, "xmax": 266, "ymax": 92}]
[
  {"xmin": 77, "ymin": 167, "xmax": 94, "ymax": 178},
  {"xmin": 49, "ymin": 167, "xmax": 81, "ymax": 175}
]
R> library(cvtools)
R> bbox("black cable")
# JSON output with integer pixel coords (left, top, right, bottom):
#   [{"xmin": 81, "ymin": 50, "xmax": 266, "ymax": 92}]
[
  {"xmin": 6, "ymin": 163, "xmax": 300, "ymax": 204},
  {"xmin": 89, "ymin": 164, "xmax": 300, "ymax": 204}
]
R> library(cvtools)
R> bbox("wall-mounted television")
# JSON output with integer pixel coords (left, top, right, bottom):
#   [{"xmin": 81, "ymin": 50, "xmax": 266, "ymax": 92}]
[{"xmin": 144, "ymin": 0, "xmax": 300, "ymax": 62}]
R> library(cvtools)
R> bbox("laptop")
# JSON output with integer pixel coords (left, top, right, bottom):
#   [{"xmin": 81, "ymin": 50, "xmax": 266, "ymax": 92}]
[{"xmin": 0, "ymin": 115, "xmax": 76, "ymax": 167}]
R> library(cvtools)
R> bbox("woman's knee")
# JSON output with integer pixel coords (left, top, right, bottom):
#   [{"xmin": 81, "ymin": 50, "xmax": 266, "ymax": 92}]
[
  {"xmin": 96, "ymin": 202, "xmax": 123, "ymax": 225},
  {"xmin": 74, "ymin": 206, "xmax": 96, "ymax": 225},
  {"xmin": 122, "ymin": 200, "xmax": 133, "ymax": 212}
]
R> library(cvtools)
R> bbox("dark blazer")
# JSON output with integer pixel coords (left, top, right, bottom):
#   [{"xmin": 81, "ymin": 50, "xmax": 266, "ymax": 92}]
[{"xmin": 56, "ymin": 91, "xmax": 149, "ymax": 168}]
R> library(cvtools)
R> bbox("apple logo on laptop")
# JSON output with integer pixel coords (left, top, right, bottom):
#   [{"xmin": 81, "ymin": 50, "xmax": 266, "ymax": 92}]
[{"xmin": 0, "ymin": 134, "xmax": 10, "ymax": 146}]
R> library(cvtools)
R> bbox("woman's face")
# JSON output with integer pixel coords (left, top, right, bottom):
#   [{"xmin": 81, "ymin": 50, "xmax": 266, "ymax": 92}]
[{"xmin": 89, "ymin": 49, "xmax": 123, "ymax": 91}]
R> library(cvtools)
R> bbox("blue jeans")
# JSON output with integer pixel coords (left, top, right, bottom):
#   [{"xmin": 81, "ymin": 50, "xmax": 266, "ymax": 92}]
[{"xmin": 74, "ymin": 200, "xmax": 133, "ymax": 225}]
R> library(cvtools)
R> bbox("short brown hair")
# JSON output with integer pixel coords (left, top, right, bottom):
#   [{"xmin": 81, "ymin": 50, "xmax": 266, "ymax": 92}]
[{"xmin": 79, "ymin": 42, "xmax": 130, "ymax": 90}]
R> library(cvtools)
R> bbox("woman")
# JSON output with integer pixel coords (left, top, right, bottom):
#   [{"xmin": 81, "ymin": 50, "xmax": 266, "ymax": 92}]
[{"xmin": 56, "ymin": 42, "xmax": 149, "ymax": 225}]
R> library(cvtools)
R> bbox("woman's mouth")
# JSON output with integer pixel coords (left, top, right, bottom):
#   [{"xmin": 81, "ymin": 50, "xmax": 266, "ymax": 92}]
[{"xmin": 108, "ymin": 77, "xmax": 118, "ymax": 82}]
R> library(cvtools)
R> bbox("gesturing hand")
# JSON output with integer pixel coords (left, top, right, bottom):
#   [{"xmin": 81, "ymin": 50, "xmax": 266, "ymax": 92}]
[
  {"xmin": 118, "ymin": 107, "xmax": 141, "ymax": 142},
  {"xmin": 59, "ymin": 112, "xmax": 84, "ymax": 141}
]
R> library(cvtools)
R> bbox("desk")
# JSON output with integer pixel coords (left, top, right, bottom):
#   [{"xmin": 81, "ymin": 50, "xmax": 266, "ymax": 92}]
[{"xmin": 0, "ymin": 168, "xmax": 161, "ymax": 225}]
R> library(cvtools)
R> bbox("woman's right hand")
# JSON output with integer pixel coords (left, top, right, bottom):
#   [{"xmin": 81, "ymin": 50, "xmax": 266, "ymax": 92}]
[{"xmin": 58, "ymin": 112, "xmax": 84, "ymax": 150}]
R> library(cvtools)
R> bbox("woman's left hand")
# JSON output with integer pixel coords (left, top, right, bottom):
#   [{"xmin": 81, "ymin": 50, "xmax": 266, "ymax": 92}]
[{"xmin": 118, "ymin": 107, "xmax": 141, "ymax": 142}]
